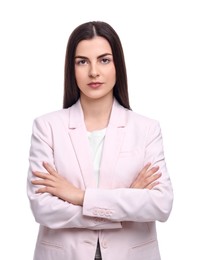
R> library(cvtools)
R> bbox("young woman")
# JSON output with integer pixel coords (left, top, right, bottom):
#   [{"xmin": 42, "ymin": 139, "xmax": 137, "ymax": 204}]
[{"xmin": 27, "ymin": 21, "xmax": 173, "ymax": 260}]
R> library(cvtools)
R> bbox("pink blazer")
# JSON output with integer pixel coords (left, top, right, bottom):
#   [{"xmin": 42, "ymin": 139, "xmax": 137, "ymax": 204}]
[{"xmin": 27, "ymin": 99, "xmax": 173, "ymax": 260}]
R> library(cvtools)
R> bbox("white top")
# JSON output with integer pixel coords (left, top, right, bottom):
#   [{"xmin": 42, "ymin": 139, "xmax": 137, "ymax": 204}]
[
  {"xmin": 87, "ymin": 128, "xmax": 106, "ymax": 186},
  {"xmin": 87, "ymin": 128, "xmax": 106, "ymax": 258}
]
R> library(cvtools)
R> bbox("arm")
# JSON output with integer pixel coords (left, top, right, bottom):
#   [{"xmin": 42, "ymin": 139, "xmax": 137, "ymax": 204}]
[
  {"xmin": 82, "ymin": 121, "xmax": 173, "ymax": 223},
  {"xmin": 27, "ymin": 116, "xmax": 122, "ymax": 230},
  {"xmin": 32, "ymin": 161, "xmax": 160, "ymax": 205}
]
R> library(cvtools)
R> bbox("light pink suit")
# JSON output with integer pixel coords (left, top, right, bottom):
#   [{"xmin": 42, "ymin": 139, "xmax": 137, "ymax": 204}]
[{"xmin": 27, "ymin": 99, "xmax": 173, "ymax": 260}]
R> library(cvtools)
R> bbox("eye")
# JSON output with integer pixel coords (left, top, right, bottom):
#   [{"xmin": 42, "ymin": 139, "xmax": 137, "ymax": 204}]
[
  {"xmin": 100, "ymin": 58, "xmax": 111, "ymax": 64},
  {"xmin": 75, "ymin": 59, "xmax": 88, "ymax": 65}
]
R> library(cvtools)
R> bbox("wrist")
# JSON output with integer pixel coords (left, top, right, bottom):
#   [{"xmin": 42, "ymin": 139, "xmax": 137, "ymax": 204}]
[{"xmin": 79, "ymin": 190, "xmax": 85, "ymax": 206}]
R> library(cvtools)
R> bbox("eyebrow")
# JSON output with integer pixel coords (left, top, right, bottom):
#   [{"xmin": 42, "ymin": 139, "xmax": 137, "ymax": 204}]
[{"xmin": 75, "ymin": 53, "xmax": 113, "ymax": 59}]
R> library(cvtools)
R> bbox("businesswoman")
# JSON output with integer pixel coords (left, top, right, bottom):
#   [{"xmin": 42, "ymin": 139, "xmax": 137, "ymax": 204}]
[{"xmin": 27, "ymin": 21, "xmax": 173, "ymax": 260}]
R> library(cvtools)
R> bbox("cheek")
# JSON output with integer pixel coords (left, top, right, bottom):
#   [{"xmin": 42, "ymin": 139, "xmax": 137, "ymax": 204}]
[
  {"xmin": 103, "ymin": 68, "xmax": 116, "ymax": 85},
  {"xmin": 109, "ymin": 73, "xmax": 116, "ymax": 87},
  {"xmin": 107, "ymin": 67, "xmax": 116, "ymax": 84},
  {"xmin": 75, "ymin": 69, "xmax": 85, "ymax": 85}
]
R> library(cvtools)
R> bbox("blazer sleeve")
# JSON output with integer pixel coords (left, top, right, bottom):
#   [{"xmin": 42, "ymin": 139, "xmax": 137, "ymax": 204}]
[
  {"xmin": 83, "ymin": 121, "xmax": 173, "ymax": 222},
  {"xmin": 27, "ymin": 116, "xmax": 122, "ymax": 230}
]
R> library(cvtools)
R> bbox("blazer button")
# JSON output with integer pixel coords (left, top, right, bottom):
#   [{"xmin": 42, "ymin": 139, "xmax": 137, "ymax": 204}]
[
  {"xmin": 93, "ymin": 209, "xmax": 98, "ymax": 215},
  {"xmin": 94, "ymin": 217, "xmax": 105, "ymax": 223},
  {"xmin": 99, "ymin": 209, "xmax": 105, "ymax": 216},
  {"xmin": 105, "ymin": 209, "xmax": 112, "ymax": 217},
  {"xmin": 101, "ymin": 241, "xmax": 108, "ymax": 249}
]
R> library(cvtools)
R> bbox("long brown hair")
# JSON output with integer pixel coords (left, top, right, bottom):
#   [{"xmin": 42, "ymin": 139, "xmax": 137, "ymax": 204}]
[{"xmin": 63, "ymin": 21, "xmax": 131, "ymax": 109}]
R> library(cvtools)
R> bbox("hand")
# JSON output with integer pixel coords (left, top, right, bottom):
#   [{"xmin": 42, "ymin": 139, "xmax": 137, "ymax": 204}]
[
  {"xmin": 131, "ymin": 163, "xmax": 161, "ymax": 190},
  {"xmin": 32, "ymin": 162, "xmax": 84, "ymax": 206}
]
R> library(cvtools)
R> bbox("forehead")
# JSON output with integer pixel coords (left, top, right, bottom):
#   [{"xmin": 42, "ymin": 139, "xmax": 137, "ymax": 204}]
[{"xmin": 75, "ymin": 36, "xmax": 112, "ymax": 56}]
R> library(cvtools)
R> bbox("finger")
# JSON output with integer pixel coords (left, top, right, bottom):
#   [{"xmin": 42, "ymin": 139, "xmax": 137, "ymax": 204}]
[
  {"xmin": 32, "ymin": 178, "xmax": 54, "ymax": 187},
  {"xmin": 145, "ymin": 166, "xmax": 160, "ymax": 178},
  {"xmin": 133, "ymin": 171, "xmax": 161, "ymax": 189},
  {"xmin": 141, "ymin": 163, "xmax": 152, "ymax": 175},
  {"xmin": 35, "ymin": 186, "xmax": 56, "ymax": 195},
  {"xmin": 32, "ymin": 171, "xmax": 53, "ymax": 180},
  {"xmin": 144, "ymin": 172, "xmax": 162, "ymax": 187},
  {"xmin": 146, "ymin": 181, "xmax": 160, "ymax": 190},
  {"xmin": 43, "ymin": 162, "xmax": 58, "ymax": 176},
  {"xmin": 147, "ymin": 172, "xmax": 162, "ymax": 183},
  {"xmin": 130, "ymin": 164, "xmax": 159, "ymax": 189},
  {"xmin": 132, "ymin": 165, "xmax": 159, "ymax": 186}
]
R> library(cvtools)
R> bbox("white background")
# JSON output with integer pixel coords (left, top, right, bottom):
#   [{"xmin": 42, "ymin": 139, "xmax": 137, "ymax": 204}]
[{"xmin": 0, "ymin": 0, "xmax": 201, "ymax": 259}]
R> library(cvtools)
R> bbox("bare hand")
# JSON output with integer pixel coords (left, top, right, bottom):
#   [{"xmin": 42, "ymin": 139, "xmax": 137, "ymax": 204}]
[
  {"xmin": 131, "ymin": 163, "xmax": 161, "ymax": 190},
  {"xmin": 32, "ymin": 162, "xmax": 84, "ymax": 206}
]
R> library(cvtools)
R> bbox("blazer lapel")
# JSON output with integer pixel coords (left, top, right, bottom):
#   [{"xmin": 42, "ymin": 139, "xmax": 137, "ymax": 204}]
[
  {"xmin": 68, "ymin": 99, "xmax": 127, "ymax": 189},
  {"xmin": 68, "ymin": 101, "xmax": 96, "ymax": 188},
  {"xmin": 99, "ymin": 99, "xmax": 127, "ymax": 188}
]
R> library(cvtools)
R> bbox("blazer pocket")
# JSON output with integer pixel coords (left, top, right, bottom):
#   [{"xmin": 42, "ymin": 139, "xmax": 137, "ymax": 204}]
[
  {"xmin": 40, "ymin": 240, "xmax": 64, "ymax": 250},
  {"xmin": 37, "ymin": 226, "xmax": 65, "ymax": 251},
  {"xmin": 34, "ymin": 240, "xmax": 66, "ymax": 260},
  {"xmin": 129, "ymin": 239, "xmax": 160, "ymax": 260}
]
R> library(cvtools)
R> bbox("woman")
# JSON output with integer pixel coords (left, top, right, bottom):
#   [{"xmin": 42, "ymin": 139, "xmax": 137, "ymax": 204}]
[{"xmin": 27, "ymin": 21, "xmax": 173, "ymax": 260}]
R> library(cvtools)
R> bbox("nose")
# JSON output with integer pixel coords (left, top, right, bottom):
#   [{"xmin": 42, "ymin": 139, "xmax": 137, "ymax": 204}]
[{"xmin": 89, "ymin": 63, "xmax": 99, "ymax": 78}]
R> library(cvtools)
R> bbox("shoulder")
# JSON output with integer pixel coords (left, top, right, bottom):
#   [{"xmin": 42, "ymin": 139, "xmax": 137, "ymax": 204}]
[
  {"xmin": 122, "ymin": 109, "xmax": 163, "ymax": 143},
  {"xmin": 30, "ymin": 110, "xmax": 70, "ymax": 136},
  {"xmin": 33, "ymin": 100, "xmax": 81, "ymax": 123},
  {"xmin": 115, "ymin": 100, "xmax": 159, "ymax": 126},
  {"xmin": 32, "ymin": 100, "xmax": 82, "ymax": 130},
  {"xmin": 112, "ymin": 100, "xmax": 160, "ymax": 130},
  {"xmin": 127, "ymin": 110, "xmax": 161, "ymax": 138},
  {"xmin": 127, "ymin": 109, "xmax": 158, "ymax": 125},
  {"xmin": 33, "ymin": 109, "xmax": 69, "ymax": 125}
]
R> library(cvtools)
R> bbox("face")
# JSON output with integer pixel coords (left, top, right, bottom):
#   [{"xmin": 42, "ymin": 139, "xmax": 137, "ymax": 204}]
[{"xmin": 74, "ymin": 36, "xmax": 116, "ymax": 103}]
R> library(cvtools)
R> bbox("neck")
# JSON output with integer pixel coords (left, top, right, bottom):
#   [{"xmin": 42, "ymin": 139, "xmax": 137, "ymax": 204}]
[{"xmin": 80, "ymin": 95, "xmax": 114, "ymax": 131}]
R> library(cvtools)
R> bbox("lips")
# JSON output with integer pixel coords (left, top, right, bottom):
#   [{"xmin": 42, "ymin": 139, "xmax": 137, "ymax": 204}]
[{"xmin": 88, "ymin": 82, "xmax": 103, "ymax": 89}]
